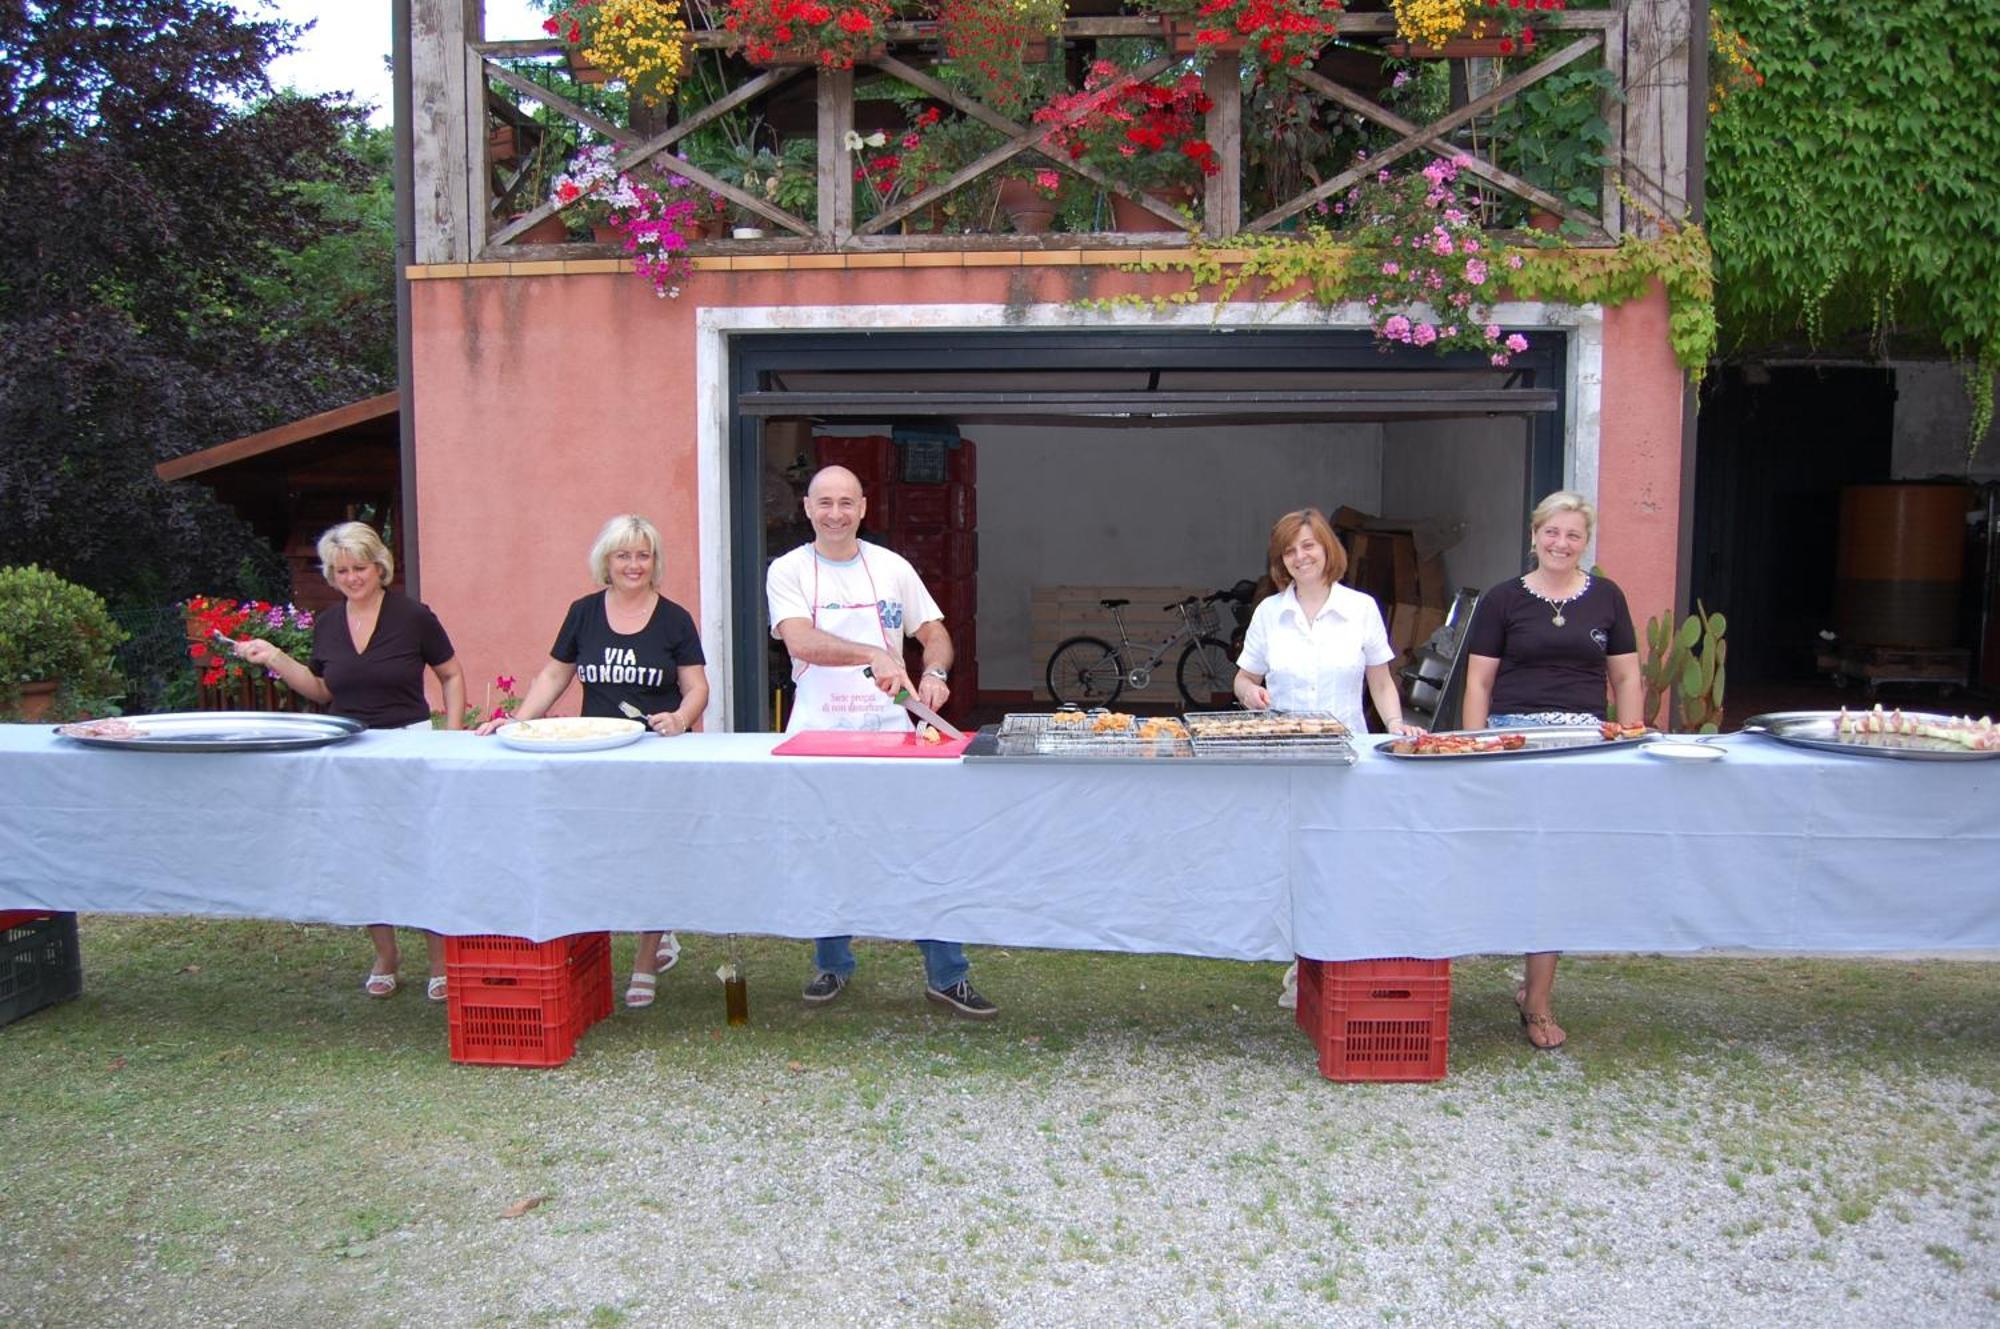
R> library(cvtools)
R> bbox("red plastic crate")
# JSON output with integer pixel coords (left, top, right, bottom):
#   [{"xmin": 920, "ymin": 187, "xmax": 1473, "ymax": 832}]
[
  {"xmin": 903, "ymin": 529, "xmax": 976, "ymax": 580},
  {"xmin": 929, "ymin": 577, "xmax": 977, "ymax": 628},
  {"xmin": 444, "ymin": 932, "xmax": 601, "ymax": 968},
  {"xmin": 445, "ymin": 932, "xmax": 612, "ymax": 1067},
  {"xmin": 814, "ymin": 435, "xmax": 895, "ymax": 486},
  {"xmin": 1296, "ymin": 957, "xmax": 1451, "ymax": 1082},
  {"xmin": 950, "ymin": 439, "xmax": 976, "ymax": 484},
  {"xmin": 891, "ymin": 483, "xmax": 975, "ymax": 531},
  {"xmin": 0, "ymin": 910, "xmax": 52, "ymax": 931}
]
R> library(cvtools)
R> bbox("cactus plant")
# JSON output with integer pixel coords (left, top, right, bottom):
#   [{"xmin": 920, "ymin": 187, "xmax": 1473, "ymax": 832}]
[{"xmin": 1640, "ymin": 601, "xmax": 1728, "ymax": 734}]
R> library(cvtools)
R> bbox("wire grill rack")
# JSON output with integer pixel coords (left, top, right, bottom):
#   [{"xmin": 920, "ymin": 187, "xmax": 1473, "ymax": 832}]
[{"xmin": 988, "ymin": 712, "xmax": 1351, "ymax": 763}]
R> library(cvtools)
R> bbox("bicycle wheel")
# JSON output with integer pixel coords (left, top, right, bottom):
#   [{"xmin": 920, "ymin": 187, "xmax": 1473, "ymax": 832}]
[
  {"xmin": 1046, "ymin": 636, "xmax": 1125, "ymax": 706},
  {"xmin": 1176, "ymin": 635, "xmax": 1238, "ymax": 710}
]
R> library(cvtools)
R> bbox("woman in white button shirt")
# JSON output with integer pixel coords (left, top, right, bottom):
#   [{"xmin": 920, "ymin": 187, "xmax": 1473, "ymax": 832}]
[
  {"xmin": 1233, "ymin": 508, "xmax": 1419, "ymax": 740},
  {"xmin": 1233, "ymin": 508, "xmax": 1419, "ymax": 1009}
]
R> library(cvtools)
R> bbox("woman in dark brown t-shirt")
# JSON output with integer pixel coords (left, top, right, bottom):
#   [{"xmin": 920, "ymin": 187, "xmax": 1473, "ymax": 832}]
[
  {"xmin": 1461, "ymin": 492, "xmax": 1643, "ymax": 1055},
  {"xmin": 232, "ymin": 522, "xmax": 465, "ymax": 1001}
]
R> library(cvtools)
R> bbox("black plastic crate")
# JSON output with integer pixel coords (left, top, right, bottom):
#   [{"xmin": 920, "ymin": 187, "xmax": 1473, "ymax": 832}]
[{"xmin": 1, "ymin": 912, "xmax": 83, "ymax": 1027}]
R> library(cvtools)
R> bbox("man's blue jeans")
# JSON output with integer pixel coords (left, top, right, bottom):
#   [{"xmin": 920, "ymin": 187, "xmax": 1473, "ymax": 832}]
[{"xmin": 813, "ymin": 936, "xmax": 969, "ymax": 990}]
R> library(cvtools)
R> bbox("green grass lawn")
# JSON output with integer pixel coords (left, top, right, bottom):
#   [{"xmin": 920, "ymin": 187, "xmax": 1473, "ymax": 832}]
[{"xmin": 3, "ymin": 918, "xmax": 1997, "ymax": 1327}]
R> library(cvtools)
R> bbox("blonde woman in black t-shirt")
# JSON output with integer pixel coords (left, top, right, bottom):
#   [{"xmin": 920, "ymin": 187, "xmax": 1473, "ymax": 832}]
[
  {"xmin": 476, "ymin": 515, "xmax": 709, "ymax": 1010},
  {"xmin": 232, "ymin": 521, "xmax": 466, "ymax": 1000},
  {"xmin": 1460, "ymin": 491, "xmax": 1642, "ymax": 1052}
]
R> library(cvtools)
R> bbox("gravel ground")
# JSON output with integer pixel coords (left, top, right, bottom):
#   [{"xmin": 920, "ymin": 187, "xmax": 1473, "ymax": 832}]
[
  {"xmin": 4, "ymin": 934, "xmax": 1997, "ymax": 1328},
  {"xmin": 9, "ymin": 1022, "xmax": 1995, "ymax": 1327}
]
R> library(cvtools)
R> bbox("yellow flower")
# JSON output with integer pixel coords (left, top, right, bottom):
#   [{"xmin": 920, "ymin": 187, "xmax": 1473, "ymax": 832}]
[
  {"xmin": 1391, "ymin": 0, "xmax": 1470, "ymax": 50},
  {"xmin": 582, "ymin": 0, "xmax": 690, "ymax": 106}
]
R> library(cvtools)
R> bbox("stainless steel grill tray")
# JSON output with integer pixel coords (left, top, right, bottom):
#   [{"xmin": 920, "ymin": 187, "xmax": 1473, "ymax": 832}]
[
  {"xmin": 1183, "ymin": 710, "xmax": 1351, "ymax": 740},
  {"xmin": 1188, "ymin": 733, "xmax": 1357, "ymax": 764},
  {"xmin": 975, "ymin": 712, "xmax": 1348, "ymax": 763}
]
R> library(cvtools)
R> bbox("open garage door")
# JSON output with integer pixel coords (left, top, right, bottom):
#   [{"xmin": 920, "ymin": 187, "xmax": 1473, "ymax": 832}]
[{"xmin": 728, "ymin": 329, "xmax": 1569, "ymax": 732}]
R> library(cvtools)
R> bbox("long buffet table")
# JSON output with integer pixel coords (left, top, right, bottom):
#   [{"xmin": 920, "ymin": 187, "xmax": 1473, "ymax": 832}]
[{"xmin": 3, "ymin": 725, "xmax": 1997, "ymax": 960}]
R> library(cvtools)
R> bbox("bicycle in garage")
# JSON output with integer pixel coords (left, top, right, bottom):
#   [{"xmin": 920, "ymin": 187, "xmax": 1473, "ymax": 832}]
[{"xmin": 1044, "ymin": 586, "xmax": 1251, "ymax": 709}]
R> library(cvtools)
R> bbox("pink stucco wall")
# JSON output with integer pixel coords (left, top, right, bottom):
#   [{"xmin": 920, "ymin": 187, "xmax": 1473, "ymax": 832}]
[
  {"xmin": 1595, "ymin": 281, "xmax": 1686, "ymax": 634},
  {"xmin": 410, "ymin": 267, "xmax": 1685, "ymax": 718}
]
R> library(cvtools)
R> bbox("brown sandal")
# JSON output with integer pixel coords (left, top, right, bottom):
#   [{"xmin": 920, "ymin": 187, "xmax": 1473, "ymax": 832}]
[{"xmin": 1520, "ymin": 1010, "xmax": 1566, "ymax": 1051}]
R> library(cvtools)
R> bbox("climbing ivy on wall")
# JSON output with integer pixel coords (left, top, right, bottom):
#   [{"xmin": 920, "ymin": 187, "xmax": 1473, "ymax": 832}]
[{"xmin": 1706, "ymin": 0, "xmax": 2000, "ymax": 446}]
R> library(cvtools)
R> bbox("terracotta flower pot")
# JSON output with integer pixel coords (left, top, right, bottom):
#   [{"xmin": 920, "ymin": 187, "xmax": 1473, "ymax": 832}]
[
  {"xmin": 592, "ymin": 221, "xmax": 622, "ymax": 245},
  {"xmin": 566, "ymin": 49, "xmax": 608, "ymax": 84},
  {"xmin": 1526, "ymin": 208, "xmax": 1563, "ymax": 234},
  {"xmin": 997, "ymin": 178, "xmax": 1056, "ymax": 235},
  {"xmin": 507, "ymin": 213, "xmax": 570, "ymax": 245},
  {"xmin": 1160, "ymin": 16, "xmax": 1248, "ymax": 56},
  {"xmin": 1109, "ymin": 186, "xmax": 1196, "ymax": 233},
  {"xmin": 13, "ymin": 680, "xmax": 58, "ymax": 723},
  {"xmin": 744, "ymin": 44, "xmax": 886, "ymax": 69},
  {"xmin": 1386, "ymin": 20, "xmax": 1519, "ymax": 59}
]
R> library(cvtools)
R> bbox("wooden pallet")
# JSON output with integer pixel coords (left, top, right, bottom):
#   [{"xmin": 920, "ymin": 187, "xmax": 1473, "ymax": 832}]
[{"xmin": 1817, "ymin": 644, "xmax": 1970, "ymax": 694}]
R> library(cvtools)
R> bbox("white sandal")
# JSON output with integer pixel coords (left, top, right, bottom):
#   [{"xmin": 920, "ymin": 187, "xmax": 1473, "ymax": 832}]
[
  {"xmin": 363, "ymin": 970, "xmax": 398, "ymax": 998},
  {"xmin": 654, "ymin": 932, "xmax": 681, "ymax": 972},
  {"xmin": 625, "ymin": 971, "xmax": 657, "ymax": 1009},
  {"xmin": 426, "ymin": 975, "xmax": 448, "ymax": 1002}
]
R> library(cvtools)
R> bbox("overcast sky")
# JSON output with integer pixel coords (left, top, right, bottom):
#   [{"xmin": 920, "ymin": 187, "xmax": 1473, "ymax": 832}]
[{"xmin": 237, "ymin": 1, "xmax": 548, "ymax": 125}]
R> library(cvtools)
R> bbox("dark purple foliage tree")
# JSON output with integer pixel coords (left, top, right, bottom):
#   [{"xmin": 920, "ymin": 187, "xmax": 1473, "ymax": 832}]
[{"xmin": 0, "ymin": 0, "xmax": 389, "ymax": 606}]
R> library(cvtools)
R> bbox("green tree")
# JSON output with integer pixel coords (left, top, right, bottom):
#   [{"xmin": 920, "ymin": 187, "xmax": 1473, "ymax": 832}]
[
  {"xmin": 1705, "ymin": 1, "xmax": 2000, "ymax": 443},
  {"xmin": 0, "ymin": 0, "xmax": 390, "ymax": 606}
]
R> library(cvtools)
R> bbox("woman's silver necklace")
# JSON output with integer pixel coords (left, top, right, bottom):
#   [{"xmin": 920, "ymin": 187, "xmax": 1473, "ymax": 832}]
[{"xmin": 1525, "ymin": 573, "xmax": 1588, "ymax": 627}]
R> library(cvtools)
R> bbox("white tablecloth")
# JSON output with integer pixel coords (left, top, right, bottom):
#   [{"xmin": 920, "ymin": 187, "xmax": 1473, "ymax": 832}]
[{"xmin": 2, "ymin": 727, "xmax": 1995, "ymax": 960}]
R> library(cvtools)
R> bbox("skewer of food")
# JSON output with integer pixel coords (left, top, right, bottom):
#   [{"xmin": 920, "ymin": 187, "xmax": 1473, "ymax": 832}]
[
  {"xmin": 1598, "ymin": 721, "xmax": 1650, "ymax": 741},
  {"xmin": 1836, "ymin": 705, "xmax": 1998, "ymax": 751},
  {"xmin": 54, "ymin": 718, "xmax": 146, "ymax": 740},
  {"xmin": 1390, "ymin": 732, "xmax": 1529, "ymax": 756}
]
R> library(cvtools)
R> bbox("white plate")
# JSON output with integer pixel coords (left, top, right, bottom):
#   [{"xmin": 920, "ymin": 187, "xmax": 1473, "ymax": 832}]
[
  {"xmin": 497, "ymin": 717, "xmax": 645, "ymax": 753},
  {"xmin": 1644, "ymin": 740, "xmax": 1724, "ymax": 763}
]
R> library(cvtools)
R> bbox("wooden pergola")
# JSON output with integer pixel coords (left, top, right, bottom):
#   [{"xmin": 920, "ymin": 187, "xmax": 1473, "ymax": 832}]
[{"xmin": 408, "ymin": 1, "xmax": 1696, "ymax": 263}]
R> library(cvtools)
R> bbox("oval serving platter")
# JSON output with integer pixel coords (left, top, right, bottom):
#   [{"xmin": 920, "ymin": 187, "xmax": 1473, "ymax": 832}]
[
  {"xmin": 1373, "ymin": 725, "xmax": 1654, "ymax": 760},
  {"xmin": 496, "ymin": 716, "xmax": 646, "ymax": 753},
  {"xmin": 53, "ymin": 710, "xmax": 364, "ymax": 752},
  {"xmin": 1741, "ymin": 711, "xmax": 2000, "ymax": 762}
]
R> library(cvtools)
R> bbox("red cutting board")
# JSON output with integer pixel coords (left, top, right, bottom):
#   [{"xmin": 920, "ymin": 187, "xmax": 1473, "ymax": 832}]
[{"xmin": 771, "ymin": 730, "xmax": 974, "ymax": 758}]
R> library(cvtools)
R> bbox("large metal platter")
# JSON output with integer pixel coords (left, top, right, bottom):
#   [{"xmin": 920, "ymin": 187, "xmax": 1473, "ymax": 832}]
[
  {"xmin": 1741, "ymin": 711, "xmax": 2000, "ymax": 762},
  {"xmin": 53, "ymin": 710, "xmax": 364, "ymax": 752},
  {"xmin": 1373, "ymin": 725, "xmax": 1648, "ymax": 760}
]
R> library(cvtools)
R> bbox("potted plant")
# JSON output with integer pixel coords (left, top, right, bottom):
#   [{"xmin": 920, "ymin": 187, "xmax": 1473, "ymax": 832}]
[
  {"xmin": 1488, "ymin": 64, "xmax": 1620, "ymax": 233},
  {"xmin": 935, "ymin": 0, "xmax": 1064, "ymax": 117},
  {"xmin": 182, "ymin": 596, "xmax": 317, "ymax": 711},
  {"xmin": 0, "ymin": 565, "xmax": 126, "ymax": 722},
  {"xmin": 855, "ymin": 106, "xmax": 1028, "ymax": 234},
  {"xmin": 1158, "ymin": 0, "xmax": 1345, "ymax": 75},
  {"xmin": 721, "ymin": 0, "xmax": 897, "ymax": 69},
  {"xmin": 544, "ymin": 0, "xmax": 693, "ymax": 105},
  {"xmin": 1388, "ymin": 0, "xmax": 1561, "ymax": 59},
  {"xmin": 558, "ymin": 146, "xmax": 725, "ymax": 296},
  {"xmin": 687, "ymin": 133, "xmax": 818, "ymax": 233},
  {"xmin": 1326, "ymin": 153, "xmax": 1530, "ymax": 363},
  {"xmin": 1032, "ymin": 60, "xmax": 1220, "ymax": 231}
]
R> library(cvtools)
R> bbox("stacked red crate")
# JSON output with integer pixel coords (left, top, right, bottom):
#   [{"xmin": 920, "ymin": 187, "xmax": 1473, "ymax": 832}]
[
  {"xmin": 813, "ymin": 435, "xmax": 896, "ymax": 491},
  {"xmin": 444, "ymin": 932, "xmax": 614, "ymax": 1067},
  {"xmin": 883, "ymin": 439, "xmax": 977, "ymax": 725},
  {"xmin": 1294, "ymin": 957, "xmax": 1452, "ymax": 1082}
]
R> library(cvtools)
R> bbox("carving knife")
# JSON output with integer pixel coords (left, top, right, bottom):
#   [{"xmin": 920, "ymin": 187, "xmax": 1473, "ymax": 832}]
[{"xmin": 861, "ymin": 667, "xmax": 964, "ymax": 740}]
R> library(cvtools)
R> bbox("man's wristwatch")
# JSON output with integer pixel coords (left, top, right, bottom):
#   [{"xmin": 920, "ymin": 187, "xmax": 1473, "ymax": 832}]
[{"xmin": 923, "ymin": 667, "xmax": 949, "ymax": 682}]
